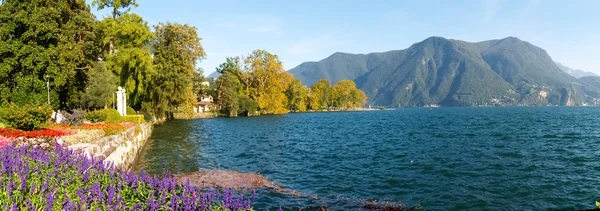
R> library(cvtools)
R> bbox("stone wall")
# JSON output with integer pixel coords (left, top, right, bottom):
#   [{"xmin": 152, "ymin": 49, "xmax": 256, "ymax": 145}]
[{"xmin": 68, "ymin": 123, "xmax": 153, "ymax": 170}]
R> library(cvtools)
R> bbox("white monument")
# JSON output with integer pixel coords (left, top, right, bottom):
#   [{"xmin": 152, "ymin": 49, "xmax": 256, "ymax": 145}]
[{"xmin": 116, "ymin": 86, "xmax": 127, "ymax": 116}]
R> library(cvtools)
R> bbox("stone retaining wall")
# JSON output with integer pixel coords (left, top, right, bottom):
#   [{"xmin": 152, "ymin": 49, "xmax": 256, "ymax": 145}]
[{"xmin": 68, "ymin": 123, "xmax": 152, "ymax": 170}]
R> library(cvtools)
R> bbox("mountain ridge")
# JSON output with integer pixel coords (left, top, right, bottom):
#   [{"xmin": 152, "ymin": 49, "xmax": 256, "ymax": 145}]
[{"xmin": 289, "ymin": 36, "xmax": 598, "ymax": 107}]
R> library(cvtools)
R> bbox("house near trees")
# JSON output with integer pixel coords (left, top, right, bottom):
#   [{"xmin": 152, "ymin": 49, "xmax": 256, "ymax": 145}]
[{"xmin": 195, "ymin": 95, "xmax": 214, "ymax": 113}]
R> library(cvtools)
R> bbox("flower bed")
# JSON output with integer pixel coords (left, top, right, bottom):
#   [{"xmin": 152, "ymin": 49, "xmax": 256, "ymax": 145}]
[
  {"xmin": 61, "ymin": 129, "xmax": 105, "ymax": 145},
  {"xmin": 0, "ymin": 128, "xmax": 76, "ymax": 138},
  {"xmin": 0, "ymin": 144, "xmax": 254, "ymax": 210},
  {"xmin": 0, "ymin": 137, "xmax": 9, "ymax": 147},
  {"xmin": 77, "ymin": 122, "xmax": 135, "ymax": 136}
]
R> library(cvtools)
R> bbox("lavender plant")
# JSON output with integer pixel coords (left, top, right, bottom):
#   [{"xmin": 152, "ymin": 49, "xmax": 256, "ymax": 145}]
[
  {"xmin": 62, "ymin": 109, "xmax": 87, "ymax": 126},
  {"xmin": 0, "ymin": 144, "xmax": 254, "ymax": 210}
]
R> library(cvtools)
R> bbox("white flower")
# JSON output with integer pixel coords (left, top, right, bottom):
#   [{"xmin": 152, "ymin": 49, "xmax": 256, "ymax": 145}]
[
  {"xmin": 40, "ymin": 143, "xmax": 50, "ymax": 148},
  {"xmin": 56, "ymin": 138, "xmax": 64, "ymax": 145}
]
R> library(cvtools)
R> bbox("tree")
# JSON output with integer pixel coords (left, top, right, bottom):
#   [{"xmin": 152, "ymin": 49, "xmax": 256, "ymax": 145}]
[
  {"xmin": 310, "ymin": 79, "xmax": 331, "ymax": 110},
  {"xmin": 215, "ymin": 71, "xmax": 241, "ymax": 116},
  {"xmin": 331, "ymin": 80, "xmax": 367, "ymax": 110},
  {"xmin": 244, "ymin": 50, "xmax": 292, "ymax": 114},
  {"xmin": 92, "ymin": 0, "xmax": 138, "ymax": 55},
  {"xmin": 81, "ymin": 62, "xmax": 118, "ymax": 109},
  {"xmin": 0, "ymin": 0, "xmax": 97, "ymax": 107},
  {"xmin": 192, "ymin": 68, "xmax": 207, "ymax": 97},
  {"xmin": 97, "ymin": 13, "xmax": 154, "ymax": 109},
  {"xmin": 286, "ymin": 79, "xmax": 309, "ymax": 112},
  {"xmin": 145, "ymin": 22, "xmax": 205, "ymax": 119}
]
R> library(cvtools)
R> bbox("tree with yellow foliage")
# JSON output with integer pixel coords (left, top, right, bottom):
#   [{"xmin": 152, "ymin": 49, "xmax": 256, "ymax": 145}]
[{"xmin": 244, "ymin": 50, "xmax": 293, "ymax": 114}]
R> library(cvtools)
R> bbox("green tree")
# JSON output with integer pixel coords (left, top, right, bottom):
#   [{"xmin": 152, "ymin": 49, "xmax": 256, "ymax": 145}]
[
  {"xmin": 0, "ymin": 0, "xmax": 97, "ymax": 107},
  {"xmin": 81, "ymin": 62, "xmax": 118, "ymax": 109},
  {"xmin": 96, "ymin": 13, "xmax": 154, "ymax": 109},
  {"xmin": 145, "ymin": 22, "xmax": 205, "ymax": 119},
  {"xmin": 310, "ymin": 79, "xmax": 331, "ymax": 110},
  {"xmin": 215, "ymin": 71, "xmax": 241, "ymax": 116},
  {"xmin": 286, "ymin": 79, "xmax": 309, "ymax": 112},
  {"xmin": 92, "ymin": 0, "xmax": 138, "ymax": 55}
]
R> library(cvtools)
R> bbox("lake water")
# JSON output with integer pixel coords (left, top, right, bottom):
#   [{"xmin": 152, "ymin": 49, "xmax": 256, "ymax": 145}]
[{"xmin": 133, "ymin": 107, "xmax": 600, "ymax": 210}]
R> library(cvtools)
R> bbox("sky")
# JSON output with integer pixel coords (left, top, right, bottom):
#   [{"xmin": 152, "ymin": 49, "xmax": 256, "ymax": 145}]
[{"xmin": 92, "ymin": 0, "xmax": 600, "ymax": 75}]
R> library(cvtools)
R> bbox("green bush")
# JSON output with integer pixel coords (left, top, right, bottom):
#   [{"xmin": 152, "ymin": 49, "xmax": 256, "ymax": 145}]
[
  {"xmin": 126, "ymin": 106, "xmax": 137, "ymax": 115},
  {"xmin": 102, "ymin": 108, "xmax": 122, "ymax": 123},
  {"xmin": 121, "ymin": 115, "xmax": 146, "ymax": 124},
  {"xmin": 86, "ymin": 110, "xmax": 108, "ymax": 123},
  {"xmin": 0, "ymin": 102, "xmax": 53, "ymax": 131}
]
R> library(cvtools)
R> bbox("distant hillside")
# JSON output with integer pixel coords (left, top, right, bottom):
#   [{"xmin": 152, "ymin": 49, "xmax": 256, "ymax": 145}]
[
  {"xmin": 207, "ymin": 71, "xmax": 221, "ymax": 78},
  {"xmin": 289, "ymin": 36, "xmax": 598, "ymax": 107},
  {"xmin": 555, "ymin": 62, "xmax": 598, "ymax": 78}
]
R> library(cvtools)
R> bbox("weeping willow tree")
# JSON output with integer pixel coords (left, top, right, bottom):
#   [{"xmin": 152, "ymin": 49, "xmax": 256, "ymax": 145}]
[{"xmin": 144, "ymin": 22, "xmax": 206, "ymax": 119}]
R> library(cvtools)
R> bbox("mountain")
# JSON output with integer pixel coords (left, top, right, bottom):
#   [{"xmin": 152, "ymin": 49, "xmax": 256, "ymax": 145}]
[
  {"xmin": 207, "ymin": 71, "xmax": 221, "ymax": 78},
  {"xmin": 555, "ymin": 62, "xmax": 598, "ymax": 78},
  {"xmin": 289, "ymin": 36, "xmax": 596, "ymax": 107}
]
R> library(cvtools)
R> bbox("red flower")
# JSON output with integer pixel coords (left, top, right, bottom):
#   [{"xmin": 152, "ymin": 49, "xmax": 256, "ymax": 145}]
[{"xmin": 0, "ymin": 128, "xmax": 75, "ymax": 138}]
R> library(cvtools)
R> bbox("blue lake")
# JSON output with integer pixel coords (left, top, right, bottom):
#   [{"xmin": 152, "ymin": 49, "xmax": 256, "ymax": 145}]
[{"xmin": 133, "ymin": 107, "xmax": 600, "ymax": 210}]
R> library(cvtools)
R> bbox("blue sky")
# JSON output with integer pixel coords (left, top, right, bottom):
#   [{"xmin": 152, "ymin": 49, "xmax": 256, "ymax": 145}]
[{"xmin": 91, "ymin": 0, "xmax": 600, "ymax": 75}]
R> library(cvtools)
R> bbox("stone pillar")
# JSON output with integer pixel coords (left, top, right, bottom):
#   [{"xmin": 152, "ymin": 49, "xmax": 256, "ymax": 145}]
[{"xmin": 116, "ymin": 86, "xmax": 127, "ymax": 116}]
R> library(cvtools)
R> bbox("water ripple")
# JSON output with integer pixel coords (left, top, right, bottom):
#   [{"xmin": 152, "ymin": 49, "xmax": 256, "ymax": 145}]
[{"xmin": 134, "ymin": 107, "xmax": 600, "ymax": 210}]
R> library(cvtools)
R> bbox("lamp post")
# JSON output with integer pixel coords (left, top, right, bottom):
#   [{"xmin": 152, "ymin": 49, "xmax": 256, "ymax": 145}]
[{"xmin": 45, "ymin": 75, "xmax": 50, "ymax": 104}]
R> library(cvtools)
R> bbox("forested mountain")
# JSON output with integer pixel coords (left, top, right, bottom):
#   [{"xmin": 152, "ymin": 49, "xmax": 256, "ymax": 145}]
[
  {"xmin": 555, "ymin": 63, "xmax": 598, "ymax": 78},
  {"xmin": 289, "ymin": 36, "xmax": 598, "ymax": 107}
]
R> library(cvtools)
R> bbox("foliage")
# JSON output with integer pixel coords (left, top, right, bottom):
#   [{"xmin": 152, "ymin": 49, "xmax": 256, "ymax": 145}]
[
  {"xmin": 121, "ymin": 115, "xmax": 145, "ymax": 124},
  {"xmin": 92, "ymin": 0, "xmax": 138, "ymax": 19},
  {"xmin": 86, "ymin": 110, "xmax": 109, "ymax": 123},
  {"xmin": 144, "ymin": 22, "xmax": 205, "ymax": 119},
  {"xmin": 0, "ymin": 0, "xmax": 97, "ymax": 107},
  {"xmin": 101, "ymin": 13, "xmax": 154, "ymax": 109},
  {"xmin": 0, "ymin": 103, "xmax": 53, "ymax": 131},
  {"xmin": 216, "ymin": 72, "xmax": 241, "ymax": 116},
  {"xmin": 238, "ymin": 96, "xmax": 258, "ymax": 116},
  {"xmin": 62, "ymin": 109, "xmax": 88, "ymax": 126},
  {"xmin": 101, "ymin": 108, "xmax": 123, "ymax": 123},
  {"xmin": 310, "ymin": 79, "xmax": 331, "ymax": 110},
  {"xmin": 286, "ymin": 79, "xmax": 309, "ymax": 112},
  {"xmin": 0, "ymin": 144, "xmax": 254, "ymax": 210},
  {"xmin": 127, "ymin": 106, "xmax": 137, "ymax": 115},
  {"xmin": 330, "ymin": 80, "xmax": 367, "ymax": 110},
  {"xmin": 81, "ymin": 62, "xmax": 118, "ymax": 109},
  {"xmin": 245, "ymin": 50, "xmax": 292, "ymax": 114}
]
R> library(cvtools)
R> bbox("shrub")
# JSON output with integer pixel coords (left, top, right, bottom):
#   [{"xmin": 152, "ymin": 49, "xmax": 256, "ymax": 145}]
[
  {"xmin": 121, "ymin": 115, "xmax": 146, "ymax": 124},
  {"xmin": 126, "ymin": 106, "xmax": 137, "ymax": 115},
  {"xmin": 102, "ymin": 108, "xmax": 122, "ymax": 123},
  {"xmin": 0, "ymin": 102, "xmax": 53, "ymax": 131},
  {"xmin": 0, "ymin": 144, "xmax": 254, "ymax": 210},
  {"xmin": 62, "ymin": 109, "xmax": 87, "ymax": 126},
  {"xmin": 86, "ymin": 110, "xmax": 108, "ymax": 123}
]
